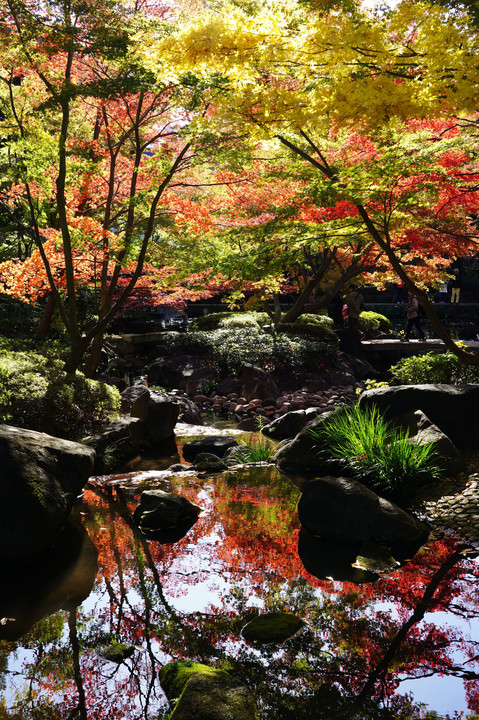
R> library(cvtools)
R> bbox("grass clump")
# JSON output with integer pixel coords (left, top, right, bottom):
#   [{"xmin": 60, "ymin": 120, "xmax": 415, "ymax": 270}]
[
  {"xmin": 236, "ymin": 436, "xmax": 276, "ymax": 463},
  {"xmin": 309, "ymin": 403, "xmax": 441, "ymax": 500}
]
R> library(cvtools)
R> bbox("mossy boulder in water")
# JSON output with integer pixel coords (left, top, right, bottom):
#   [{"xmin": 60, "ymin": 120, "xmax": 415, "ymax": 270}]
[
  {"xmin": 98, "ymin": 642, "xmax": 136, "ymax": 663},
  {"xmin": 159, "ymin": 660, "xmax": 259, "ymax": 720},
  {"xmin": 241, "ymin": 612, "xmax": 305, "ymax": 644}
]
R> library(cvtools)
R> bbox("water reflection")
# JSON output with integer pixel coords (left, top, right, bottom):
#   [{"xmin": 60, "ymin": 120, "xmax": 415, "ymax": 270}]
[{"xmin": 1, "ymin": 461, "xmax": 479, "ymax": 719}]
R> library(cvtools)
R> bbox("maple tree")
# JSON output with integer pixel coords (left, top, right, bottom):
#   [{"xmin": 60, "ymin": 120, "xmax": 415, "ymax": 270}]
[
  {"xmin": 183, "ymin": 121, "xmax": 479, "ymax": 327},
  {"xmin": 141, "ymin": 0, "xmax": 479, "ymax": 359},
  {"xmin": 0, "ymin": 0, "xmax": 234, "ymax": 375}
]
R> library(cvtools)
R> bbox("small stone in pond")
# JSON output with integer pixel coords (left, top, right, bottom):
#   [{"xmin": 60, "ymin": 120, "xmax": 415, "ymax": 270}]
[{"xmin": 241, "ymin": 612, "xmax": 305, "ymax": 644}]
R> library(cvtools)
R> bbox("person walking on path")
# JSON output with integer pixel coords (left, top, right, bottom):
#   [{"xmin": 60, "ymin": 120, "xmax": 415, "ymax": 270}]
[
  {"xmin": 451, "ymin": 268, "xmax": 462, "ymax": 303},
  {"xmin": 346, "ymin": 284, "xmax": 364, "ymax": 330},
  {"xmin": 403, "ymin": 290, "xmax": 425, "ymax": 341}
]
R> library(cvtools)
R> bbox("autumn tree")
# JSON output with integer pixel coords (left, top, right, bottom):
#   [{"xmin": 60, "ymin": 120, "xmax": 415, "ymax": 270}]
[
  {"xmin": 0, "ymin": 0, "xmax": 229, "ymax": 375},
  {"xmin": 141, "ymin": 0, "xmax": 479, "ymax": 358}
]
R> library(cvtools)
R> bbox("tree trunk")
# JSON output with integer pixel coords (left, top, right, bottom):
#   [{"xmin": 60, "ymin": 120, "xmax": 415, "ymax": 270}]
[
  {"xmin": 36, "ymin": 293, "xmax": 57, "ymax": 337},
  {"xmin": 83, "ymin": 330, "xmax": 104, "ymax": 379}
]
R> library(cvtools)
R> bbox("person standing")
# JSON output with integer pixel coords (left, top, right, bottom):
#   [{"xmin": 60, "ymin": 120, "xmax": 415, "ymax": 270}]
[
  {"xmin": 404, "ymin": 290, "xmax": 425, "ymax": 341},
  {"xmin": 451, "ymin": 268, "xmax": 462, "ymax": 303},
  {"xmin": 327, "ymin": 291, "xmax": 345, "ymax": 327},
  {"xmin": 346, "ymin": 284, "xmax": 364, "ymax": 330}
]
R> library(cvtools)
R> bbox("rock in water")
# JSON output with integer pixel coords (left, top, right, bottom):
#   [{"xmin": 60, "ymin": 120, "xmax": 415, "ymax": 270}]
[
  {"xmin": 298, "ymin": 475, "xmax": 429, "ymax": 555},
  {"xmin": 241, "ymin": 612, "xmax": 305, "ymax": 644},
  {"xmin": 0, "ymin": 425, "xmax": 95, "ymax": 561}
]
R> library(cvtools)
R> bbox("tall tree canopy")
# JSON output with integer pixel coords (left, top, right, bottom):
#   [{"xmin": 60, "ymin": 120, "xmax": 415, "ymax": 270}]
[
  {"xmin": 0, "ymin": 0, "xmax": 230, "ymax": 373},
  {"xmin": 140, "ymin": 0, "xmax": 479, "ymax": 355}
]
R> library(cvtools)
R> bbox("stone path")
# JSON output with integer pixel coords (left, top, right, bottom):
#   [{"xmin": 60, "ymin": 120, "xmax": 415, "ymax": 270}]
[{"xmin": 416, "ymin": 455, "xmax": 479, "ymax": 547}]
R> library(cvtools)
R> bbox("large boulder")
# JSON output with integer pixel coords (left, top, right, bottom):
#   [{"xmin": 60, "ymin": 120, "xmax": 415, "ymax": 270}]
[
  {"xmin": 262, "ymin": 407, "xmax": 322, "ymax": 441},
  {"xmin": 159, "ymin": 661, "xmax": 259, "ymax": 720},
  {"xmin": 84, "ymin": 417, "xmax": 144, "ymax": 473},
  {"xmin": 145, "ymin": 391, "xmax": 179, "ymax": 443},
  {"xmin": 147, "ymin": 355, "xmax": 215, "ymax": 394},
  {"xmin": 240, "ymin": 364, "xmax": 280, "ymax": 402},
  {"xmin": 182, "ymin": 436, "xmax": 239, "ymax": 462},
  {"xmin": 272, "ymin": 412, "xmax": 337, "ymax": 475},
  {"xmin": 0, "ymin": 425, "xmax": 95, "ymax": 561},
  {"xmin": 298, "ymin": 476, "xmax": 429, "ymax": 554},
  {"xmin": 120, "ymin": 385, "xmax": 150, "ymax": 420},
  {"xmin": 358, "ymin": 384, "xmax": 479, "ymax": 449},
  {"xmin": 172, "ymin": 395, "xmax": 203, "ymax": 425},
  {"xmin": 391, "ymin": 409, "xmax": 466, "ymax": 474},
  {"xmin": 133, "ymin": 489, "xmax": 202, "ymax": 542}
]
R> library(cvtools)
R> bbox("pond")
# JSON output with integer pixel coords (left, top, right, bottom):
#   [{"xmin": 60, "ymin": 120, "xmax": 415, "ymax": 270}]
[{"xmin": 1, "ymin": 425, "xmax": 479, "ymax": 720}]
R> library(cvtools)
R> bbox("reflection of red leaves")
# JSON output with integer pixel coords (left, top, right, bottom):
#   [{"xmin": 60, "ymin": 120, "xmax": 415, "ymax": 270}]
[{"xmin": 80, "ymin": 480, "xmax": 479, "ymax": 716}]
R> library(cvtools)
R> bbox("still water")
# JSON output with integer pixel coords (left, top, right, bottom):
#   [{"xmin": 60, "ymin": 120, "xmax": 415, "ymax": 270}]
[{"xmin": 1, "ymin": 429, "xmax": 479, "ymax": 720}]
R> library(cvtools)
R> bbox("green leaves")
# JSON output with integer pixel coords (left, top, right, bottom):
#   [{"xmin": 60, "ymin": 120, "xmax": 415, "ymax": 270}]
[{"xmin": 309, "ymin": 403, "xmax": 442, "ymax": 500}]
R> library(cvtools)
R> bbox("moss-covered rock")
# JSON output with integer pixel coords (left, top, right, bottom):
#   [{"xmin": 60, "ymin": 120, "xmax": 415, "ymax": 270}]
[
  {"xmin": 241, "ymin": 612, "xmax": 305, "ymax": 644},
  {"xmin": 159, "ymin": 660, "xmax": 259, "ymax": 720},
  {"xmin": 98, "ymin": 642, "xmax": 136, "ymax": 663}
]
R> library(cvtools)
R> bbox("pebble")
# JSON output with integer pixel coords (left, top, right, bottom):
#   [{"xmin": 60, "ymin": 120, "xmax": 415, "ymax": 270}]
[
  {"xmin": 419, "ymin": 462, "xmax": 479, "ymax": 548},
  {"xmin": 189, "ymin": 384, "xmax": 358, "ymax": 423}
]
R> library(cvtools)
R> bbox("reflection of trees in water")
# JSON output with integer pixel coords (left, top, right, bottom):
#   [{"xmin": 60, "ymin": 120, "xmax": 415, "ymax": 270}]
[{"xmin": 1, "ymin": 474, "xmax": 479, "ymax": 719}]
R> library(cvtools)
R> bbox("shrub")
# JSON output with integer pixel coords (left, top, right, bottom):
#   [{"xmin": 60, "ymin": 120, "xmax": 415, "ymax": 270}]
[
  {"xmin": 359, "ymin": 311, "xmax": 393, "ymax": 334},
  {"xmin": 390, "ymin": 347, "xmax": 479, "ymax": 385},
  {"xmin": 278, "ymin": 313, "xmax": 339, "ymax": 345},
  {"xmin": 189, "ymin": 311, "xmax": 270, "ymax": 331},
  {"xmin": 309, "ymin": 403, "xmax": 441, "ymax": 500},
  {"xmin": 0, "ymin": 294, "xmax": 43, "ymax": 338},
  {"xmin": 157, "ymin": 326, "xmax": 337, "ymax": 375},
  {"xmin": 0, "ymin": 350, "xmax": 120, "ymax": 438}
]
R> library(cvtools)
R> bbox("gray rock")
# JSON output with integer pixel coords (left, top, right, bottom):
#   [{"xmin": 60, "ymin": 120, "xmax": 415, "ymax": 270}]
[
  {"xmin": 272, "ymin": 411, "xmax": 337, "ymax": 474},
  {"xmin": 240, "ymin": 364, "xmax": 280, "ymax": 401},
  {"xmin": 145, "ymin": 391, "xmax": 179, "ymax": 443},
  {"xmin": 0, "ymin": 425, "xmax": 95, "ymax": 561},
  {"xmin": 84, "ymin": 417, "xmax": 144, "ymax": 473},
  {"xmin": 147, "ymin": 355, "xmax": 215, "ymax": 394},
  {"xmin": 120, "ymin": 385, "xmax": 150, "ymax": 420},
  {"xmin": 358, "ymin": 384, "xmax": 479, "ymax": 449},
  {"xmin": 183, "ymin": 436, "xmax": 239, "ymax": 462},
  {"xmin": 85, "ymin": 417, "xmax": 144, "ymax": 454},
  {"xmin": 223, "ymin": 445, "xmax": 252, "ymax": 464},
  {"xmin": 262, "ymin": 407, "xmax": 322, "ymax": 440},
  {"xmin": 133, "ymin": 489, "xmax": 201, "ymax": 533},
  {"xmin": 391, "ymin": 409, "xmax": 466, "ymax": 474},
  {"xmin": 298, "ymin": 476, "xmax": 429, "ymax": 553},
  {"xmin": 193, "ymin": 452, "xmax": 228, "ymax": 472},
  {"xmin": 171, "ymin": 395, "xmax": 203, "ymax": 425}
]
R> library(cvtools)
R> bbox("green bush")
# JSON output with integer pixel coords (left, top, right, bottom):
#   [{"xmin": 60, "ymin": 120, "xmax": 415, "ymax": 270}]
[
  {"xmin": 359, "ymin": 311, "xmax": 393, "ymax": 334},
  {"xmin": 278, "ymin": 313, "xmax": 339, "ymax": 344},
  {"xmin": 0, "ymin": 350, "xmax": 120, "ymax": 438},
  {"xmin": 390, "ymin": 348, "xmax": 479, "ymax": 385},
  {"xmin": 0, "ymin": 294, "xmax": 43, "ymax": 338},
  {"xmin": 189, "ymin": 311, "xmax": 270, "ymax": 331},
  {"xmin": 309, "ymin": 403, "xmax": 441, "ymax": 500},
  {"xmin": 158, "ymin": 327, "xmax": 337, "ymax": 375}
]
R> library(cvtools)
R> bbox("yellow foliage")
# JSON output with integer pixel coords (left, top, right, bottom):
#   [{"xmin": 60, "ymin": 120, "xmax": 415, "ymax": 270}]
[{"xmin": 136, "ymin": 0, "xmax": 479, "ymax": 133}]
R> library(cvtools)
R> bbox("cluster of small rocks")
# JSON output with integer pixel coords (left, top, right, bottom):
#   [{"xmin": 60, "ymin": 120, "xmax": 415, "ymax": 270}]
[
  {"xmin": 423, "ymin": 472, "xmax": 479, "ymax": 545},
  {"xmin": 187, "ymin": 384, "xmax": 362, "ymax": 426}
]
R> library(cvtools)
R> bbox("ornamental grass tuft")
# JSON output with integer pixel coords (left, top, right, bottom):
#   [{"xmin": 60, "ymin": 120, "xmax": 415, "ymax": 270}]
[{"xmin": 309, "ymin": 403, "xmax": 442, "ymax": 500}]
